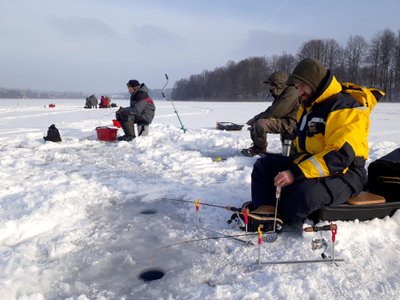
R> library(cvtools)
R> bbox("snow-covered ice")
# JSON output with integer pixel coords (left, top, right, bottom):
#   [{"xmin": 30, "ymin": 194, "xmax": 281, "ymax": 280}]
[{"xmin": 0, "ymin": 99, "xmax": 399, "ymax": 299}]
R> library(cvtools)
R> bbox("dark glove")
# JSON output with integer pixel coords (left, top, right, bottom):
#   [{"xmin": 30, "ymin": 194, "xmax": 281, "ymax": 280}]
[
  {"xmin": 246, "ymin": 117, "xmax": 255, "ymax": 126},
  {"xmin": 116, "ymin": 107, "xmax": 129, "ymax": 121}
]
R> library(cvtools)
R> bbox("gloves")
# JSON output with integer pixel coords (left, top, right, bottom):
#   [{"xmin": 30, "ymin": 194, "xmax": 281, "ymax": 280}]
[
  {"xmin": 116, "ymin": 107, "xmax": 130, "ymax": 121},
  {"xmin": 246, "ymin": 117, "xmax": 255, "ymax": 126}
]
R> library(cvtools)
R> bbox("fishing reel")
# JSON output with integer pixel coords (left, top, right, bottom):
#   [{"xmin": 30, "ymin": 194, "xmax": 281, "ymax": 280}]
[
  {"xmin": 305, "ymin": 224, "xmax": 337, "ymax": 260},
  {"xmin": 311, "ymin": 234, "xmax": 331, "ymax": 259}
]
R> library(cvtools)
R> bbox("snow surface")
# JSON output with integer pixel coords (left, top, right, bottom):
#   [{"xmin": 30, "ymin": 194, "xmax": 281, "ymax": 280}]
[{"xmin": 0, "ymin": 99, "xmax": 399, "ymax": 300}]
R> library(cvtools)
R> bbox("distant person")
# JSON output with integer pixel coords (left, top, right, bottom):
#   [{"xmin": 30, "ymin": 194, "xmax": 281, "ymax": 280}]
[
  {"xmin": 105, "ymin": 96, "xmax": 111, "ymax": 107},
  {"xmin": 99, "ymin": 95, "xmax": 111, "ymax": 108},
  {"xmin": 248, "ymin": 58, "xmax": 384, "ymax": 229},
  {"xmin": 84, "ymin": 96, "xmax": 91, "ymax": 108},
  {"xmin": 84, "ymin": 94, "xmax": 98, "ymax": 109},
  {"xmin": 115, "ymin": 80, "xmax": 155, "ymax": 141},
  {"xmin": 90, "ymin": 94, "xmax": 98, "ymax": 108},
  {"xmin": 241, "ymin": 71, "xmax": 298, "ymax": 157}
]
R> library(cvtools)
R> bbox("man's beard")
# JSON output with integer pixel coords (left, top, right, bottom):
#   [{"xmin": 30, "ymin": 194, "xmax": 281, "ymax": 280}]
[{"xmin": 300, "ymin": 95, "xmax": 315, "ymax": 107}]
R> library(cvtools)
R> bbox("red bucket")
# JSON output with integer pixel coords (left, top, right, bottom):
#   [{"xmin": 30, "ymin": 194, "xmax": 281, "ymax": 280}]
[
  {"xmin": 96, "ymin": 127, "xmax": 118, "ymax": 141},
  {"xmin": 112, "ymin": 119, "xmax": 121, "ymax": 128}
]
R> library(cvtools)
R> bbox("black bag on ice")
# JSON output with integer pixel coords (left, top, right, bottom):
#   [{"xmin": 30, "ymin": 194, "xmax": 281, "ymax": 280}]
[
  {"xmin": 43, "ymin": 124, "xmax": 62, "ymax": 142},
  {"xmin": 368, "ymin": 148, "xmax": 400, "ymax": 202}
]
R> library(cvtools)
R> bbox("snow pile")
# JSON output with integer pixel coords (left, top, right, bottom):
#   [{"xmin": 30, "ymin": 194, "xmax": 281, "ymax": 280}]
[{"xmin": 0, "ymin": 99, "xmax": 399, "ymax": 299}]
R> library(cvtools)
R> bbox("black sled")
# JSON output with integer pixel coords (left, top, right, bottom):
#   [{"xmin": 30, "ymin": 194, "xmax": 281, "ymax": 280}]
[
  {"xmin": 312, "ymin": 148, "xmax": 400, "ymax": 222},
  {"xmin": 216, "ymin": 122, "xmax": 244, "ymax": 131}
]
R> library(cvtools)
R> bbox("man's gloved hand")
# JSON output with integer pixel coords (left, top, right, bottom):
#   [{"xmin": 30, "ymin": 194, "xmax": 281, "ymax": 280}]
[
  {"xmin": 116, "ymin": 107, "xmax": 129, "ymax": 120},
  {"xmin": 246, "ymin": 117, "xmax": 255, "ymax": 125}
]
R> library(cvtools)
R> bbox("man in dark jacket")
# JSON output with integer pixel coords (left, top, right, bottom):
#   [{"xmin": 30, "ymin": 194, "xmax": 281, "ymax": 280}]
[
  {"xmin": 241, "ymin": 71, "xmax": 298, "ymax": 157},
  {"xmin": 249, "ymin": 58, "xmax": 384, "ymax": 226},
  {"xmin": 116, "ymin": 79, "xmax": 155, "ymax": 141}
]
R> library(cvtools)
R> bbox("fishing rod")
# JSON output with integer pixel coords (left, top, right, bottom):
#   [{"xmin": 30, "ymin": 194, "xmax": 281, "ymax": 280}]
[
  {"xmin": 163, "ymin": 197, "xmax": 242, "ymax": 212},
  {"xmin": 272, "ymin": 185, "xmax": 281, "ymax": 233},
  {"xmin": 199, "ymin": 226, "xmax": 255, "ymax": 245},
  {"xmin": 253, "ymin": 258, "xmax": 345, "ymax": 266},
  {"xmin": 303, "ymin": 223, "xmax": 337, "ymax": 232},
  {"xmin": 162, "ymin": 74, "xmax": 187, "ymax": 133},
  {"xmin": 159, "ymin": 232, "xmax": 259, "ymax": 250}
]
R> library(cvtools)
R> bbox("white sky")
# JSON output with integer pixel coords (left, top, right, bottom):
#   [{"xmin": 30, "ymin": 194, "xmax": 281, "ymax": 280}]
[{"xmin": 1, "ymin": 0, "xmax": 399, "ymax": 93}]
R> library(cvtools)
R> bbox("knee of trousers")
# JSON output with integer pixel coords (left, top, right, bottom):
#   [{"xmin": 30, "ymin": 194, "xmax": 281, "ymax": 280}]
[
  {"xmin": 252, "ymin": 157, "xmax": 274, "ymax": 178},
  {"xmin": 253, "ymin": 120, "xmax": 266, "ymax": 138},
  {"xmin": 254, "ymin": 118, "xmax": 278, "ymax": 135},
  {"xmin": 278, "ymin": 183, "xmax": 329, "ymax": 223},
  {"xmin": 253, "ymin": 156, "xmax": 289, "ymax": 176},
  {"xmin": 116, "ymin": 110, "xmax": 126, "ymax": 122}
]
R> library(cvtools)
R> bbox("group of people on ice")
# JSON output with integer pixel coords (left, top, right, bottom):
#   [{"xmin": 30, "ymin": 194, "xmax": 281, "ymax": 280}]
[
  {"xmin": 77, "ymin": 57, "xmax": 385, "ymax": 231},
  {"xmin": 84, "ymin": 95, "xmax": 115, "ymax": 109}
]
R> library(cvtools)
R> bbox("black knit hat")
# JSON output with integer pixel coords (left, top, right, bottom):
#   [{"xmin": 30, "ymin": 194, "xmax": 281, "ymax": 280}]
[
  {"xmin": 127, "ymin": 79, "xmax": 140, "ymax": 88},
  {"xmin": 287, "ymin": 58, "xmax": 328, "ymax": 93}
]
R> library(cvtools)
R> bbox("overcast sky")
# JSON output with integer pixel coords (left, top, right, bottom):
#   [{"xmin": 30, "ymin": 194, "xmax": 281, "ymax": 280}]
[{"xmin": 1, "ymin": 0, "xmax": 399, "ymax": 93}]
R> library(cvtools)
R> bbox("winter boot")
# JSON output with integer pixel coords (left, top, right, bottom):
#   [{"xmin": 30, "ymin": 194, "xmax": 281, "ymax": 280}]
[
  {"xmin": 118, "ymin": 121, "xmax": 136, "ymax": 141},
  {"xmin": 228, "ymin": 201, "xmax": 283, "ymax": 232},
  {"xmin": 241, "ymin": 146, "xmax": 267, "ymax": 157}
]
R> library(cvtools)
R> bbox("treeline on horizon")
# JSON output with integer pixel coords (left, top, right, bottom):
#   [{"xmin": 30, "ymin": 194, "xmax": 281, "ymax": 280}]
[
  {"xmin": 172, "ymin": 28, "xmax": 400, "ymax": 102},
  {"xmin": 0, "ymin": 87, "xmax": 171, "ymax": 100}
]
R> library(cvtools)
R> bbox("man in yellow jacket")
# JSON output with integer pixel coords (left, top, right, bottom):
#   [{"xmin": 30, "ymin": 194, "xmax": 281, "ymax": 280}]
[{"xmin": 250, "ymin": 58, "xmax": 384, "ymax": 224}]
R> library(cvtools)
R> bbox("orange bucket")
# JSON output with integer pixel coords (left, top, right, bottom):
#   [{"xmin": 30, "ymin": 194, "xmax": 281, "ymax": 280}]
[
  {"xmin": 96, "ymin": 127, "xmax": 118, "ymax": 141},
  {"xmin": 112, "ymin": 119, "xmax": 121, "ymax": 128}
]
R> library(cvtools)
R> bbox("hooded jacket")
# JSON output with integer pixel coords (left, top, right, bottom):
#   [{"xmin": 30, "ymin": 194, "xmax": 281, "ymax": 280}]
[
  {"xmin": 254, "ymin": 85, "xmax": 298, "ymax": 126},
  {"xmin": 290, "ymin": 71, "xmax": 383, "ymax": 193},
  {"xmin": 129, "ymin": 83, "xmax": 155, "ymax": 124}
]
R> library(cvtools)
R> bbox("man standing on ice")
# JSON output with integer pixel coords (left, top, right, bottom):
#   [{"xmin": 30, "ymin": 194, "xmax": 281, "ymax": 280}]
[
  {"xmin": 116, "ymin": 79, "xmax": 155, "ymax": 141},
  {"xmin": 241, "ymin": 71, "xmax": 298, "ymax": 157},
  {"xmin": 248, "ymin": 58, "xmax": 384, "ymax": 227}
]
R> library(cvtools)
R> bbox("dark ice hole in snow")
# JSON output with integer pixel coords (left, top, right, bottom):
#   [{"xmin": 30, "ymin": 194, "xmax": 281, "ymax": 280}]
[
  {"xmin": 139, "ymin": 269, "xmax": 165, "ymax": 282},
  {"xmin": 140, "ymin": 209, "xmax": 158, "ymax": 215}
]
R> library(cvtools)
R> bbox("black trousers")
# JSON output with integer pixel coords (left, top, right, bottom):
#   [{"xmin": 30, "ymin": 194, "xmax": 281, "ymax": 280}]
[{"xmin": 251, "ymin": 155, "xmax": 354, "ymax": 223}]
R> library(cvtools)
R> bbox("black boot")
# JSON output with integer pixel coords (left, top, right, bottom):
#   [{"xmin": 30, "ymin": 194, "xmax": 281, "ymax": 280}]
[
  {"xmin": 241, "ymin": 145, "xmax": 267, "ymax": 157},
  {"xmin": 118, "ymin": 121, "xmax": 136, "ymax": 141}
]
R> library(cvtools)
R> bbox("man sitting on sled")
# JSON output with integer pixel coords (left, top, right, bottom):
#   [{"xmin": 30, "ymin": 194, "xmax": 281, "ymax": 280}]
[{"xmin": 244, "ymin": 58, "xmax": 384, "ymax": 231}]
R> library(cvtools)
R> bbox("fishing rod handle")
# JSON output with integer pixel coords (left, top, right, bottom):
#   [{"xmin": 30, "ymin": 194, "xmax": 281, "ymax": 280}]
[
  {"xmin": 304, "ymin": 224, "xmax": 337, "ymax": 232},
  {"xmin": 225, "ymin": 206, "xmax": 241, "ymax": 212}
]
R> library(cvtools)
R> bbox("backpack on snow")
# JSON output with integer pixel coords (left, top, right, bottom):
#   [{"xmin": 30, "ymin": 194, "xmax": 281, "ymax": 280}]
[{"xmin": 43, "ymin": 124, "xmax": 62, "ymax": 142}]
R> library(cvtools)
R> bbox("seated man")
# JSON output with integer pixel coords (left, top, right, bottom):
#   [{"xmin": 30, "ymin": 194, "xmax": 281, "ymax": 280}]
[
  {"xmin": 249, "ymin": 58, "xmax": 384, "ymax": 226},
  {"xmin": 90, "ymin": 94, "xmax": 98, "ymax": 108},
  {"xmin": 84, "ymin": 94, "xmax": 98, "ymax": 109},
  {"xmin": 99, "ymin": 96, "xmax": 110, "ymax": 108},
  {"xmin": 116, "ymin": 80, "xmax": 155, "ymax": 141},
  {"xmin": 241, "ymin": 71, "xmax": 298, "ymax": 157}
]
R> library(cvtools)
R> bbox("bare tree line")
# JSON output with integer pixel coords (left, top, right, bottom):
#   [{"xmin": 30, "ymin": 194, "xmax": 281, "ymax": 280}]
[{"xmin": 172, "ymin": 28, "xmax": 400, "ymax": 102}]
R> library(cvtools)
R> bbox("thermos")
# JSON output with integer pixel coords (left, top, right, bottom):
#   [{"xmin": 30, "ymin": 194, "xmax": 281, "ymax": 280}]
[{"xmin": 282, "ymin": 139, "xmax": 292, "ymax": 157}]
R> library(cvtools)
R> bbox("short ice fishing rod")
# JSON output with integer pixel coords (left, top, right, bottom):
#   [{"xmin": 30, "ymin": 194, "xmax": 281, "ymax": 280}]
[
  {"xmin": 162, "ymin": 74, "xmax": 187, "ymax": 133},
  {"xmin": 163, "ymin": 198, "xmax": 241, "ymax": 212},
  {"xmin": 303, "ymin": 224, "xmax": 337, "ymax": 232},
  {"xmin": 159, "ymin": 232, "xmax": 258, "ymax": 250}
]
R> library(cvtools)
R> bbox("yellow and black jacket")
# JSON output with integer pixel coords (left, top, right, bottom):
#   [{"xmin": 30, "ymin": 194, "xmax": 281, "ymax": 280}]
[{"xmin": 290, "ymin": 71, "xmax": 384, "ymax": 192}]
